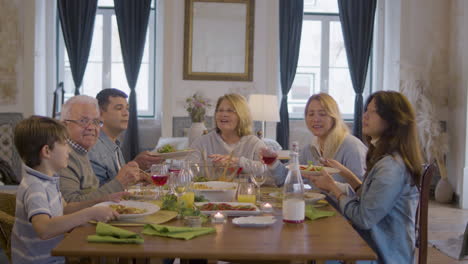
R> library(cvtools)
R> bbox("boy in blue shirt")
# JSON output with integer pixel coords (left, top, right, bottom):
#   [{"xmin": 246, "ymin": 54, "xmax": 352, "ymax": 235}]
[{"xmin": 11, "ymin": 116, "xmax": 123, "ymax": 264}]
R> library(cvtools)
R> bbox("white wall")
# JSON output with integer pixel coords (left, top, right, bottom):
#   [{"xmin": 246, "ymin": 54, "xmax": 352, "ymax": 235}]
[
  {"xmin": 161, "ymin": 0, "xmax": 279, "ymax": 138},
  {"xmin": 448, "ymin": 0, "xmax": 468, "ymax": 208}
]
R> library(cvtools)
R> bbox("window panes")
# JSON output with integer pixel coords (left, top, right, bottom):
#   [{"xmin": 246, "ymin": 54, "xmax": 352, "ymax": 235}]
[
  {"xmin": 59, "ymin": 5, "xmax": 155, "ymax": 116},
  {"xmin": 287, "ymin": 13, "xmax": 369, "ymax": 119},
  {"xmin": 304, "ymin": 0, "xmax": 339, "ymax": 13}
]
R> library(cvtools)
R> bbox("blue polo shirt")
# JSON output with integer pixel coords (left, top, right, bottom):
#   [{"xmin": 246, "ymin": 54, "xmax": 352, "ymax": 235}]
[{"xmin": 11, "ymin": 166, "xmax": 65, "ymax": 264}]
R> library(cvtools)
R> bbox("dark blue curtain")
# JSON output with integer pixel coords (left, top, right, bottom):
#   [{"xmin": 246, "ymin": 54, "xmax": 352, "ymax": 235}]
[
  {"xmin": 338, "ymin": 0, "xmax": 377, "ymax": 140},
  {"xmin": 114, "ymin": 0, "xmax": 151, "ymax": 161},
  {"xmin": 57, "ymin": 0, "xmax": 97, "ymax": 95},
  {"xmin": 276, "ymin": 0, "xmax": 303, "ymax": 149}
]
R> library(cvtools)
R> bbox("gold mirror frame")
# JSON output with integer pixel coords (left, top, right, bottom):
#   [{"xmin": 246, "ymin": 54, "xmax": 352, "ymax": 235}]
[{"xmin": 183, "ymin": 0, "xmax": 255, "ymax": 81}]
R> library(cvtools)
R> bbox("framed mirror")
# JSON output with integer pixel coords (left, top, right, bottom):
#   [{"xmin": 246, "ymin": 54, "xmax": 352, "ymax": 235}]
[{"xmin": 183, "ymin": 0, "xmax": 255, "ymax": 81}]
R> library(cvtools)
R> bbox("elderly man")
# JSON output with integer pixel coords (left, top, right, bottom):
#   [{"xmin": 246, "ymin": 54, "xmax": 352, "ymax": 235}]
[
  {"xmin": 89, "ymin": 88, "xmax": 162, "ymax": 185},
  {"xmin": 59, "ymin": 95, "xmax": 143, "ymax": 202}
]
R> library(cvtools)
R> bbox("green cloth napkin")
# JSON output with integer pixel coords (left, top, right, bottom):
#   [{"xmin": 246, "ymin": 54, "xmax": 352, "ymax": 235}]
[
  {"xmin": 305, "ymin": 205, "xmax": 336, "ymax": 220},
  {"xmin": 142, "ymin": 224, "xmax": 216, "ymax": 240},
  {"xmin": 87, "ymin": 222, "xmax": 144, "ymax": 244}
]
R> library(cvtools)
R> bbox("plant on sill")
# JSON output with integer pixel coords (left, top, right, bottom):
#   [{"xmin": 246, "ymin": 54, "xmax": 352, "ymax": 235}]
[{"xmin": 185, "ymin": 93, "xmax": 212, "ymax": 123}]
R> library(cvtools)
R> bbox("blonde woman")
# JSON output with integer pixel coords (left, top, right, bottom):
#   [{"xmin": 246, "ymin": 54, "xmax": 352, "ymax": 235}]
[
  {"xmin": 189, "ymin": 93, "xmax": 267, "ymax": 171},
  {"xmin": 266, "ymin": 93, "xmax": 367, "ymax": 185}
]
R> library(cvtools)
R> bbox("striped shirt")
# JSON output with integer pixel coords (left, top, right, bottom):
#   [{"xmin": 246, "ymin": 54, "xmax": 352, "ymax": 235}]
[{"xmin": 11, "ymin": 166, "xmax": 65, "ymax": 264}]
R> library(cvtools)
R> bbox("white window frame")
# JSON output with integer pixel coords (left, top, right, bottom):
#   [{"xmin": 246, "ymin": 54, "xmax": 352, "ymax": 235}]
[
  {"xmin": 288, "ymin": 12, "xmax": 372, "ymax": 120},
  {"xmin": 57, "ymin": 6, "xmax": 156, "ymax": 117}
]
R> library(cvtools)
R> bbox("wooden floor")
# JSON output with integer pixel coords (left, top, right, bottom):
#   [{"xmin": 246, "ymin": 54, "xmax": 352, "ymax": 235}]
[{"xmin": 428, "ymin": 200, "xmax": 468, "ymax": 264}]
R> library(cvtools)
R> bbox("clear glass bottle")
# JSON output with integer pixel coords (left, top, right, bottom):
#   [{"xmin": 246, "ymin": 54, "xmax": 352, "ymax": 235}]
[
  {"xmin": 282, "ymin": 151, "xmax": 305, "ymax": 223},
  {"xmin": 291, "ymin": 141, "xmax": 299, "ymax": 154}
]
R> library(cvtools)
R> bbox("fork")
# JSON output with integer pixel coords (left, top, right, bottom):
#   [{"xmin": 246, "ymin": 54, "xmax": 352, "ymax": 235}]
[{"xmin": 310, "ymin": 146, "xmax": 325, "ymax": 164}]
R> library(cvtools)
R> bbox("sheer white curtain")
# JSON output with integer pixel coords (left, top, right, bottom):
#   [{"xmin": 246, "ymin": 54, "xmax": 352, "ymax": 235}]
[{"xmin": 372, "ymin": 0, "xmax": 401, "ymax": 92}]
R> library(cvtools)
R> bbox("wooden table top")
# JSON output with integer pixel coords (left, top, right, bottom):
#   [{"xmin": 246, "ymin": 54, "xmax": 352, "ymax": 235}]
[{"xmin": 52, "ymin": 206, "xmax": 377, "ymax": 261}]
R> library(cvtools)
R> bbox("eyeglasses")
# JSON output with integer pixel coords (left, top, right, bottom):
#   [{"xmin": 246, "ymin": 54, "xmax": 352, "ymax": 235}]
[
  {"xmin": 216, "ymin": 109, "xmax": 237, "ymax": 114},
  {"xmin": 65, "ymin": 118, "xmax": 103, "ymax": 128}
]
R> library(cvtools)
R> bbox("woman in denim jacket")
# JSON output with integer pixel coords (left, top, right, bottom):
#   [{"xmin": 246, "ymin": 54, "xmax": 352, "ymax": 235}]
[{"xmin": 308, "ymin": 91, "xmax": 423, "ymax": 264}]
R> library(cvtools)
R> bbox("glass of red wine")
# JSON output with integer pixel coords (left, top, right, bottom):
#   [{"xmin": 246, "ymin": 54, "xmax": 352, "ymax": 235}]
[
  {"xmin": 150, "ymin": 163, "xmax": 169, "ymax": 199},
  {"xmin": 260, "ymin": 148, "xmax": 278, "ymax": 166}
]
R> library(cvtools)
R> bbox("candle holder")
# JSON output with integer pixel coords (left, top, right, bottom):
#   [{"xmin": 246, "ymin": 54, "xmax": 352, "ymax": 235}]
[
  {"xmin": 261, "ymin": 202, "xmax": 273, "ymax": 213},
  {"xmin": 210, "ymin": 211, "xmax": 227, "ymax": 224}
]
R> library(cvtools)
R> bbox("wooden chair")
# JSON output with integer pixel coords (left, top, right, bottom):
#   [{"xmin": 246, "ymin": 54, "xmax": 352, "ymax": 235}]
[
  {"xmin": 416, "ymin": 161, "xmax": 437, "ymax": 264},
  {"xmin": 0, "ymin": 192, "xmax": 16, "ymax": 262}
]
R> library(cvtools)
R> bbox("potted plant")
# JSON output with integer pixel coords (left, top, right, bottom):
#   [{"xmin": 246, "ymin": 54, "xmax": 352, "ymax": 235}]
[{"xmin": 185, "ymin": 93, "xmax": 211, "ymax": 144}]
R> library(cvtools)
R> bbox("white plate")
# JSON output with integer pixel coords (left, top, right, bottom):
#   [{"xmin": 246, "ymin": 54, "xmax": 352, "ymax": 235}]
[
  {"xmin": 94, "ymin": 201, "xmax": 160, "ymax": 220},
  {"xmin": 269, "ymin": 192, "xmax": 326, "ymax": 204},
  {"xmin": 232, "ymin": 216, "xmax": 276, "ymax": 227},
  {"xmin": 126, "ymin": 188, "xmax": 157, "ymax": 200},
  {"xmin": 195, "ymin": 202, "xmax": 262, "ymax": 216},
  {"xmin": 148, "ymin": 149, "xmax": 196, "ymax": 159},
  {"xmin": 299, "ymin": 166, "xmax": 340, "ymax": 176}
]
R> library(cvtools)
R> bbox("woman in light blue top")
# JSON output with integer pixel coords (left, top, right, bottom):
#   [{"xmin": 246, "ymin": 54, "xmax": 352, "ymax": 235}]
[
  {"xmin": 266, "ymin": 93, "xmax": 367, "ymax": 186},
  {"xmin": 308, "ymin": 91, "xmax": 423, "ymax": 264}
]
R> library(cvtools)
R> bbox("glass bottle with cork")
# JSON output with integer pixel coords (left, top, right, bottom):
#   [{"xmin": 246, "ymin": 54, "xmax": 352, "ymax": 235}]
[{"xmin": 282, "ymin": 151, "xmax": 305, "ymax": 223}]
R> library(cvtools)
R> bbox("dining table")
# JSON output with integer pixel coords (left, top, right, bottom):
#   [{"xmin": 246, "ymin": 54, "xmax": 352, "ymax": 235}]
[{"xmin": 52, "ymin": 188, "xmax": 377, "ymax": 263}]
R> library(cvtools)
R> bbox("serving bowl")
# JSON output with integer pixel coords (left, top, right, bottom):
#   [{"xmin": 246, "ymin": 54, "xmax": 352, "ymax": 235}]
[{"xmin": 192, "ymin": 181, "xmax": 238, "ymax": 202}]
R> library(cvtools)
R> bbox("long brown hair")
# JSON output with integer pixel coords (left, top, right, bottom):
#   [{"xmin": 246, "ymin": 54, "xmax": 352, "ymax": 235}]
[
  {"xmin": 364, "ymin": 91, "xmax": 423, "ymax": 185},
  {"xmin": 304, "ymin": 93, "xmax": 349, "ymax": 159}
]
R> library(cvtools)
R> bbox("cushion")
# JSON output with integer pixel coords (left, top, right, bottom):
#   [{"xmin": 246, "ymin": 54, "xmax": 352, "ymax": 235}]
[{"xmin": 263, "ymin": 138, "xmax": 282, "ymax": 151}]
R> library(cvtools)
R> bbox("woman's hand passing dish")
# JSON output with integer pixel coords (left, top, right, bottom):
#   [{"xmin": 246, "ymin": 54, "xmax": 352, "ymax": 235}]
[{"xmin": 209, "ymin": 154, "xmax": 240, "ymax": 166}]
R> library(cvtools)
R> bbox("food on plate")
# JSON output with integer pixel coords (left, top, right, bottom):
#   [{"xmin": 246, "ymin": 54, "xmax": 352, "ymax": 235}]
[
  {"xmin": 109, "ymin": 204, "xmax": 147, "ymax": 214},
  {"xmin": 198, "ymin": 203, "xmax": 256, "ymax": 211},
  {"xmin": 192, "ymin": 184, "xmax": 213, "ymax": 190},
  {"xmin": 193, "ymin": 175, "xmax": 209, "ymax": 182},
  {"xmin": 192, "ymin": 183, "xmax": 236, "ymax": 190},
  {"xmin": 131, "ymin": 189, "xmax": 157, "ymax": 196},
  {"xmin": 300, "ymin": 161, "xmax": 323, "ymax": 172},
  {"xmin": 157, "ymin": 144, "xmax": 176, "ymax": 153}
]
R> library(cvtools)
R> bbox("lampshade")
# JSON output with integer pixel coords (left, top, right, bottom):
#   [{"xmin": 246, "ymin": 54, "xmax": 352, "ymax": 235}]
[{"xmin": 248, "ymin": 94, "xmax": 280, "ymax": 122}]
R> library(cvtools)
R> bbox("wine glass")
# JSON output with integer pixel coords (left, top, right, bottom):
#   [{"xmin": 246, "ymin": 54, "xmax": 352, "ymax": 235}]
[
  {"xmin": 248, "ymin": 162, "xmax": 268, "ymax": 203},
  {"xmin": 237, "ymin": 181, "xmax": 257, "ymax": 204},
  {"xmin": 150, "ymin": 163, "xmax": 169, "ymax": 199},
  {"xmin": 170, "ymin": 160, "xmax": 194, "ymax": 209},
  {"xmin": 260, "ymin": 147, "xmax": 278, "ymax": 166},
  {"xmin": 168, "ymin": 159, "xmax": 182, "ymax": 176}
]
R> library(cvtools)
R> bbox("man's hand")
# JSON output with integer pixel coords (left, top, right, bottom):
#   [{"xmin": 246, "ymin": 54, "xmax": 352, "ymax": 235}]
[
  {"xmin": 115, "ymin": 161, "xmax": 141, "ymax": 187},
  {"xmin": 133, "ymin": 151, "xmax": 164, "ymax": 170}
]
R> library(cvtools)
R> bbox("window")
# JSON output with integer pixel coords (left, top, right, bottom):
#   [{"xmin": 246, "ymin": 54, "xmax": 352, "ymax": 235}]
[
  {"xmin": 288, "ymin": 0, "xmax": 371, "ymax": 119},
  {"xmin": 57, "ymin": 0, "xmax": 156, "ymax": 117}
]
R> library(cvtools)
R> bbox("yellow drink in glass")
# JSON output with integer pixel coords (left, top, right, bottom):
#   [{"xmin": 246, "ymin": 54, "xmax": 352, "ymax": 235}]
[
  {"xmin": 180, "ymin": 192, "xmax": 195, "ymax": 208},
  {"xmin": 237, "ymin": 194, "xmax": 256, "ymax": 204}
]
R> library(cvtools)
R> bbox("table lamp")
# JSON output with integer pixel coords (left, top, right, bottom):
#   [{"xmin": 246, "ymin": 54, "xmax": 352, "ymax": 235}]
[{"xmin": 248, "ymin": 94, "xmax": 280, "ymax": 138}]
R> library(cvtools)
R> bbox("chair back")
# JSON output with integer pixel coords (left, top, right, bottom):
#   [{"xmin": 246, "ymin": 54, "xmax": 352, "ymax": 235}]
[
  {"xmin": 0, "ymin": 192, "xmax": 16, "ymax": 261},
  {"xmin": 416, "ymin": 161, "xmax": 437, "ymax": 264}
]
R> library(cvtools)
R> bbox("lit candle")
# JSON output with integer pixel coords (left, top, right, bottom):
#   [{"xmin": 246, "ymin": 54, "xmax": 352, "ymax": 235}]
[
  {"xmin": 262, "ymin": 202, "xmax": 273, "ymax": 213},
  {"xmin": 211, "ymin": 211, "xmax": 226, "ymax": 224}
]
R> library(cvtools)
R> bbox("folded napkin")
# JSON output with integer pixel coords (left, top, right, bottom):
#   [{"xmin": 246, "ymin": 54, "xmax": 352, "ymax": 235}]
[
  {"xmin": 142, "ymin": 224, "xmax": 215, "ymax": 240},
  {"xmin": 87, "ymin": 222, "xmax": 144, "ymax": 244},
  {"xmin": 305, "ymin": 205, "xmax": 335, "ymax": 220}
]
